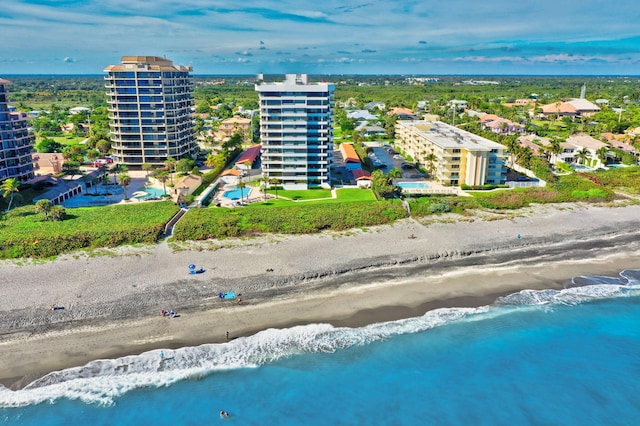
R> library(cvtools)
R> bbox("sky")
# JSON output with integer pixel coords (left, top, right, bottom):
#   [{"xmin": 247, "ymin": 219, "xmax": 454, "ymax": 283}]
[{"xmin": 1, "ymin": 0, "xmax": 639, "ymax": 76}]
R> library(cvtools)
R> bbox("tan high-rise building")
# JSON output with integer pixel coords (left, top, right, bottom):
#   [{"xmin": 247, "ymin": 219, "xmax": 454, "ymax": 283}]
[{"xmin": 104, "ymin": 56, "xmax": 197, "ymax": 166}]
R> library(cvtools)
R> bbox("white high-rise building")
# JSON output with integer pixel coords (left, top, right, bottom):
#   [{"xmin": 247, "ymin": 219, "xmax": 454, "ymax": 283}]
[
  {"xmin": 256, "ymin": 74, "xmax": 334, "ymax": 189},
  {"xmin": 0, "ymin": 78, "xmax": 34, "ymax": 183},
  {"xmin": 104, "ymin": 56, "xmax": 197, "ymax": 167}
]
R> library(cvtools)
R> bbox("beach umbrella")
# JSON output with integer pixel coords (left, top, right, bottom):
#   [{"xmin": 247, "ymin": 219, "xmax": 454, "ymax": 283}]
[{"xmin": 188, "ymin": 264, "xmax": 196, "ymax": 270}]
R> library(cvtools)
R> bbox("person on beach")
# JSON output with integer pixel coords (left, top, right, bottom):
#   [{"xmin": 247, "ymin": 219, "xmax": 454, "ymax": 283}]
[{"xmin": 226, "ymin": 331, "xmax": 229, "ymax": 340}]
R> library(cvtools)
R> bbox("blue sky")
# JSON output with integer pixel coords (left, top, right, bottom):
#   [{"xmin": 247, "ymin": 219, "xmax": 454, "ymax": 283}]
[{"xmin": 1, "ymin": 0, "xmax": 639, "ymax": 75}]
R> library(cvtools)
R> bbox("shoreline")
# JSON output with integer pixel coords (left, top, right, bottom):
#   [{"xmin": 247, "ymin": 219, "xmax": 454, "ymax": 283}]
[{"xmin": 2, "ymin": 203, "xmax": 640, "ymax": 389}]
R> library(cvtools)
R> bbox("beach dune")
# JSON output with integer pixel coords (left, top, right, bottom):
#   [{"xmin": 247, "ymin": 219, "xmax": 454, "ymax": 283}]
[{"xmin": 1, "ymin": 203, "xmax": 640, "ymax": 389}]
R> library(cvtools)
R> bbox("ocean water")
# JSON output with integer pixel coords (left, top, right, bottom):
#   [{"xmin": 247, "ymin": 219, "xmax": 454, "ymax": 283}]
[{"xmin": 1, "ymin": 270, "xmax": 639, "ymax": 425}]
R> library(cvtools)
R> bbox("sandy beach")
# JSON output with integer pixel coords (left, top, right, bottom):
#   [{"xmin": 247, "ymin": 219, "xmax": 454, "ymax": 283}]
[{"xmin": 1, "ymin": 202, "xmax": 640, "ymax": 389}]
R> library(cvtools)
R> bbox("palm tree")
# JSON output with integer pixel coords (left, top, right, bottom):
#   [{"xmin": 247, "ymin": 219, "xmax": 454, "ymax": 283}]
[
  {"xmin": 1, "ymin": 178, "xmax": 20, "ymax": 211},
  {"xmin": 155, "ymin": 170, "xmax": 169, "ymax": 195},
  {"xmin": 269, "ymin": 178, "xmax": 281, "ymax": 199},
  {"xmin": 596, "ymin": 146, "xmax": 609, "ymax": 167},
  {"xmin": 505, "ymin": 138, "xmax": 520, "ymax": 168},
  {"xmin": 237, "ymin": 180, "xmax": 246, "ymax": 204},
  {"xmin": 142, "ymin": 163, "xmax": 154, "ymax": 179},
  {"xmin": 517, "ymin": 146, "xmax": 533, "ymax": 169},
  {"xmin": 205, "ymin": 153, "xmax": 218, "ymax": 168},
  {"xmin": 165, "ymin": 157, "xmax": 176, "ymax": 185},
  {"xmin": 549, "ymin": 138, "xmax": 563, "ymax": 165},
  {"xmin": 424, "ymin": 153, "xmax": 437, "ymax": 178},
  {"xmin": 574, "ymin": 148, "xmax": 590, "ymax": 165},
  {"xmin": 261, "ymin": 175, "xmax": 269, "ymax": 200},
  {"xmin": 117, "ymin": 173, "xmax": 131, "ymax": 199}
]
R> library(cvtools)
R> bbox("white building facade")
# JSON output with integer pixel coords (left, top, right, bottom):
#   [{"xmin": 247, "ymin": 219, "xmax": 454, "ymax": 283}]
[
  {"xmin": 256, "ymin": 74, "xmax": 334, "ymax": 189},
  {"xmin": 0, "ymin": 78, "xmax": 34, "ymax": 183},
  {"xmin": 104, "ymin": 56, "xmax": 197, "ymax": 167}
]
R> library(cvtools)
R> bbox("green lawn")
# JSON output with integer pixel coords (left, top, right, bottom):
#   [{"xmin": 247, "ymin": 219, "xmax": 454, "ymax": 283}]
[
  {"xmin": 36, "ymin": 134, "xmax": 87, "ymax": 145},
  {"xmin": 270, "ymin": 188, "xmax": 333, "ymax": 200}
]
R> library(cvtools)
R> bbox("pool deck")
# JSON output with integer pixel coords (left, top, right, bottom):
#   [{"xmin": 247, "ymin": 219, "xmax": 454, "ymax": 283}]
[{"xmin": 213, "ymin": 183, "xmax": 267, "ymax": 208}]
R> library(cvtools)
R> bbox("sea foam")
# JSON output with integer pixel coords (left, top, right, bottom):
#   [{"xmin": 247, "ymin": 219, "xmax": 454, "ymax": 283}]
[{"xmin": 1, "ymin": 270, "xmax": 638, "ymax": 408}]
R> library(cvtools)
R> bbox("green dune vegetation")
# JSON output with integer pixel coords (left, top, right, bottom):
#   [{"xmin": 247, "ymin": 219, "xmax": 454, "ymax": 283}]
[{"xmin": 0, "ymin": 201, "xmax": 180, "ymax": 259}]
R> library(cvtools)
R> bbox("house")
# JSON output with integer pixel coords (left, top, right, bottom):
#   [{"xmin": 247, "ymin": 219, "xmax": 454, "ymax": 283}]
[
  {"xmin": 339, "ymin": 143, "xmax": 362, "ymax": 171},
  {"xmin": 347, "ymin": 110, "xmax": 378, "ymax": 121},
  {"xmin": 220, "ymin": 168, "xmax": 242, "ymax": 184},
  {"xmin": 448, "ymin": 100, "xmax": 468, "ymax": 110},
  {"xmin": 388, "ymin": 107, "xmax": 418, "ymax": 120},
  {"xmin": 540, "ymin": 99, "xmax": 600, "ymax": 119},
  {"xmin": 538, "ymin": 138, "xmax": 577, "ymax": 164},
  {"xmin": 565, "ymin": 134, "xmax": 611, "ymax": 167},
  {"xmin": 234, "ymin": 144, "xmax": 261, "ymax": 171},
  {"xmin": 352, "ymin": 169, "xmax": 372, "ymax": 188},
  {"xmin": 355, "ymin": 124, "xmax": 387, "ymax": 137},
  {"xmin": 480, "ymin": 115, "xmax": 525, "ymax": 135},
  {"xmin": 515, "ymin": 135, "xmax": 547, "ymax": 156},
  {"xmin": 69, "ymin": 106, "xmax": 91, "ymax": 115},
  {"xmin": 364, "ymin": 101, "xmax": 385, "ymax": 111}
]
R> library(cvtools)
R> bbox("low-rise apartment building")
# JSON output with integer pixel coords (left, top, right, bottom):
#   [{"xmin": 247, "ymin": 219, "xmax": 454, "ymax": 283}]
[
  {"xmin": 395, "ymin": 120, "xmax": 507, "ymax": 186},
  {"xmin": 218, "ymin": 116, "xmax": 251, "ymax": 141}
]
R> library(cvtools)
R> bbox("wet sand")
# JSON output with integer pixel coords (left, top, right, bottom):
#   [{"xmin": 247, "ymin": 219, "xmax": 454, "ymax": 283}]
[{"xmin": 1, "ymin": 203, "xmax": 639, "ymax": 389}]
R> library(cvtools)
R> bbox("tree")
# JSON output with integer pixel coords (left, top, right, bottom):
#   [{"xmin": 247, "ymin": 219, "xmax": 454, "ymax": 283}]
[
  {"xmin": 176, "ymin": 158, "xmax": 195, "ymax": 173},
  {"xmin": 424, "ymin": 153, "xmax": 437, "ymax": 178},
  {"xmin": 237, "ymin": 179, "xmax": 246, "ymax": 204},
  {"xmin": 49, "ymin": 205, "xmax": 66, "ymax": 221},
  {"xmin": 95, "ymin": 139, "xmax": 111, "ymax": 154},
  {"xmin": 155, "ymin": 170, "xmax": 169, "ymax": 195},
  {"xmin": 222, "ymin": 133, "xmax": 243, "ymax": 152},
  {"xmin": 505, "ymin": 138, "xmax": 520, "ymax": 168},
  {"xmin": 86, "ymin": 149, "xmax": 99, "ymax": 165},
  {"xmin": 205, "ymin": 153, "xmax": 219, "ymax": 168},
  {"xmin": 164, "ymin": 157, "xmax": 176, "ymax": 185},
  {"xmin": 142, "ymin": 163, "xmax": 154, "ymax": 178},
  {"xmin": 35, "ymin": 199, "xmax": 53, "ymax": 220},
  {"xmin": 549, "ymin": 138, "xmax": 563, "ymax": 164},
  {"xmin": 269, "ymin": 177, "xmax": 281, "ymax": 199},
  {"xmin": 261, "ymin": 175, "xmax": 269, "ymax": 200},
  {"xmin": 117, "ymin": 173, "xmax": 131, "ymax": 199},
  {"xmin": 596, "ymin": 146, "xmax": 609, "ymax": 166},
  {"xmin": 1, "ymin": 178, "xmax": 20, "ymax": 211},
  {"xmin": 517, "ymin": 146, "xmax": 533, "ymax": 169},
  {"xmin": 574, "ymin": 148, "xmax": 590, "ymax": 165},
  {"xmin": 112, "ymin": 163, "xmax": 127, "ymax": 185}
]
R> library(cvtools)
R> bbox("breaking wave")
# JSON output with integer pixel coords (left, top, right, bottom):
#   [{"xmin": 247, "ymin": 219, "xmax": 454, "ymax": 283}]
[{"xmin": 1, "ymin": 270, "xmax": 638, "ymax": 408}]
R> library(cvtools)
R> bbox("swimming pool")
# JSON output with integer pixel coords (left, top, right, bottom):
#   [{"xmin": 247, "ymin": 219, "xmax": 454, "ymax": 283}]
[
  {"xmin": 133, "ymin": 186, "xmax": 166, "ymax": 200},
  {"xmin": 223, "ymin": 187, "xmax": 251, "ymax": 200},
  {"xmin": 397, "ymin": 182, "xmax": 430, "ymax": 190}
]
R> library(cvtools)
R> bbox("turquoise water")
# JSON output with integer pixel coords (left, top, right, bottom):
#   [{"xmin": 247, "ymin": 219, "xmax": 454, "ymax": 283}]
[
  {"xmin": 1, "ymin": 270, "xmax": 640, "ymax": 425},
  {"xmin": 398, "ymin": 181, "xmax": 429, "ymax": 189},
  {"xmin": 223, "ymin": 187, "xmax": 250, "ymax": 200},
  {"xmin": 133, "ymin": 186, "xmax": 166, "ymax": 200}
]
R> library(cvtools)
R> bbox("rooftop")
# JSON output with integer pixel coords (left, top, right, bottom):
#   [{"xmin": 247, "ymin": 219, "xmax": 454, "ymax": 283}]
[{"xmin": 398, "ymin": 120, "xmax": 505, "ymax": 151}]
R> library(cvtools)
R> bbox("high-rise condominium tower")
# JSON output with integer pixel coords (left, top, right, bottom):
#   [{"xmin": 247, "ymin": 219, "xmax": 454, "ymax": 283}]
[
  {"xmin": 255, "ymin": 74, "xmax": 334, "ymax": 189},
  {"xmin": 104, "ymin": 56, "xmax": 197, "ymax": 167},
  {"xmin": 0, "ymin": 78, "xmax": 34, "ymax": 183}
]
